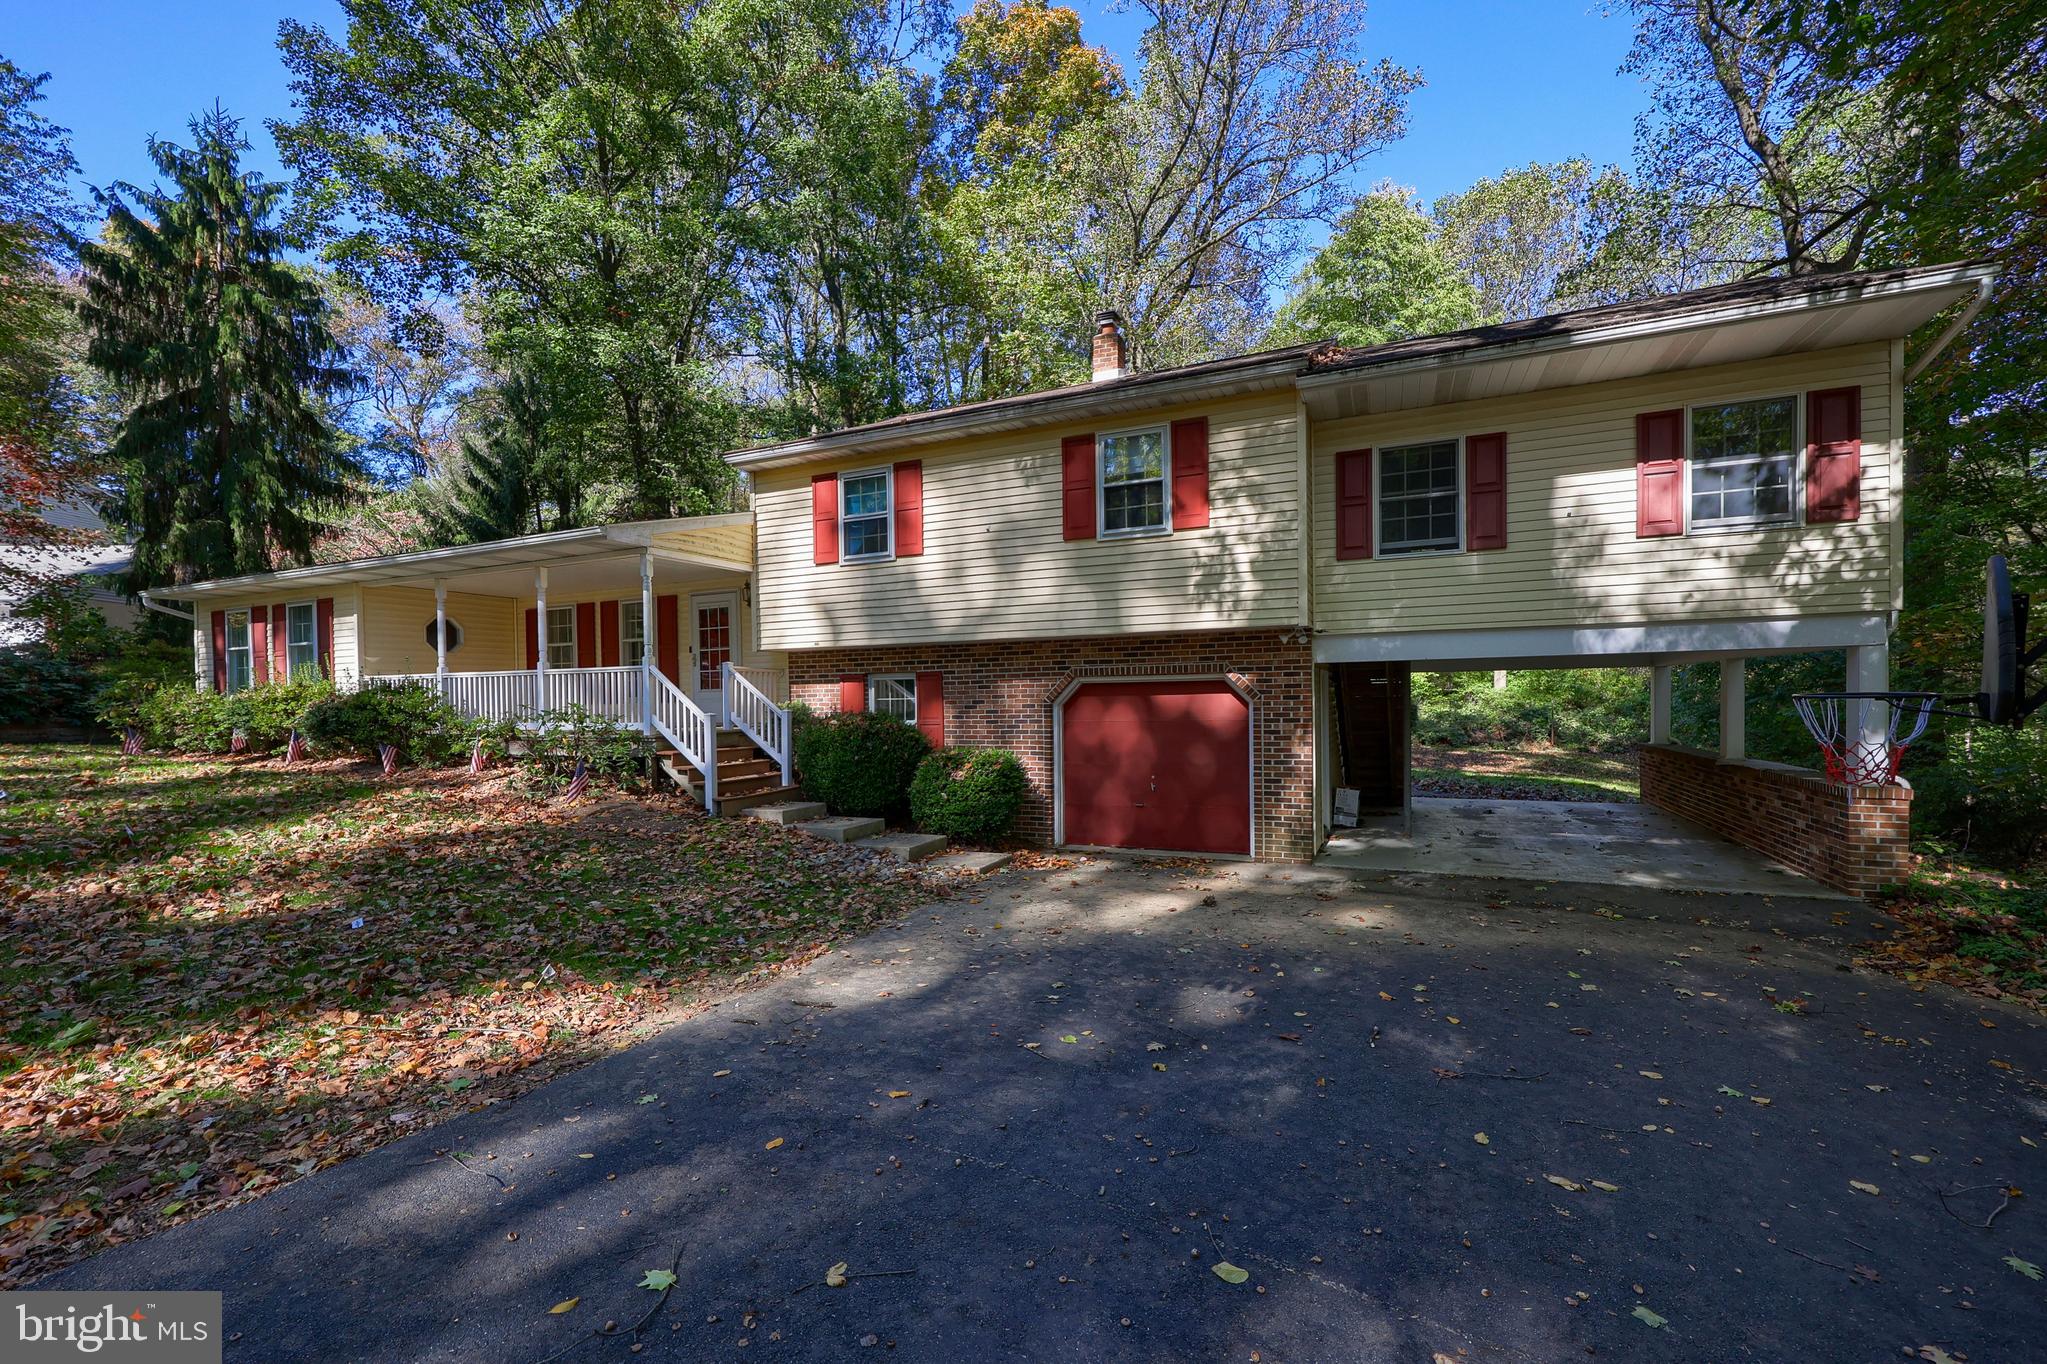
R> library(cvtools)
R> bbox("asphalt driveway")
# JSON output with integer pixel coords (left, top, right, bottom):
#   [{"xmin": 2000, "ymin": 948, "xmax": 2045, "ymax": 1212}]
[{"xmin": 38, "ymin": 859, "xmax": 2047, "ymax": 1362}]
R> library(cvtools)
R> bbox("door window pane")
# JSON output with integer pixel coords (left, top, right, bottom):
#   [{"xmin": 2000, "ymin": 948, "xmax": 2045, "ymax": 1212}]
[{"xmin": 696, "ymin": 604, "xmax": 731, "ymax": 691}]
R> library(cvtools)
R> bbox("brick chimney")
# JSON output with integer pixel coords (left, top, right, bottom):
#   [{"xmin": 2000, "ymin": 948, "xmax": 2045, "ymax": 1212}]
[{"xmin": 1090, "ymin": 310, "xmax": 1128, "ymax": 382}]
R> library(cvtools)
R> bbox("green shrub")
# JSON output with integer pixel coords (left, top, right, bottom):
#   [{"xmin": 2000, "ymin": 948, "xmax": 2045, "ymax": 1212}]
[
  {"xmin": 518, "ymin": 704, "xmax": 649, "ymax": 793},
  {"xmin": 222, "ymin": 673, "xmax": 335, "ymax": 751},
  {"xmin": 132, "ymin": 684, "xmax": 234, "ymax": 752},
  {"xmin": 1908, "ymin": 723, "xmax": 2047, "ymax": 864},
  {"xmin": 1412, "ymin": 668, "xmax": 1647, "ymax": 752},
  {"xmin": 0, "ymin": 650, "xmax": 96, "ymax": 727},
  {"xmin": 793, "ymin": 710, "xmax": 930, "ymax": 818},
  {"xmin": 300, "ymin": 682, "xmax": 469, "ymax": 765},
  {"xmin": 910, "ymin": 747, "xmax": 1027, "ymax": 842}
]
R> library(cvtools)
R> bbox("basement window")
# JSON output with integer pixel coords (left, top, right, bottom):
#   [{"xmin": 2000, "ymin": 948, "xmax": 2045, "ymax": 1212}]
[{"xmin": 869, "ymin": 674, "xmax": 917, "ymax": 725}]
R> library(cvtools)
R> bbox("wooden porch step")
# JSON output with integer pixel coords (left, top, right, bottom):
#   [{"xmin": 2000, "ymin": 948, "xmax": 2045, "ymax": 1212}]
[{"xmin": 715, "ymin": 784, "xmax": 804, "ymax": 814}]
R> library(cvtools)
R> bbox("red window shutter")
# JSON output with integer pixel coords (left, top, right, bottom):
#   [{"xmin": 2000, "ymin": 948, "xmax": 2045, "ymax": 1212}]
[
  {"xmin": 1335, "ymin": 449, "xmax": 1373, "ymax": 560},
  {"xmin": 1061, "ymin": 433, "xmax": 1096, "ymax": 541},
  {"xmin": 316, "ymin": 597, "xmax": 335, "ymax": 675},
  {"xmin": 812, "ymin": 473, "xmax": 840, "ymax": 565},
  {"xmin": 600, "ymin": 600, "xmax": 621, "ymax": 666},
  {"xmin": 1635, "ymin": 410, "xmax": 1685, "ymax": 538},
  {"xmin": 210, "ymin": 609, "xmax": 227, "ymax": 691},
  {"xmin": 656, "ymin": 594, "xmax": 680, "ymax": 682},
  {"xmin": 915, "ymin": 671, "xmax": 945, "ymax": 748},
  {"xmin": 894, "ymin": 460, "xmax": 924, "ymax": 556},
  {"xmin": 1170, "ymin": 416, "xmax": 1210, "ymax": 529},
  {"xmin": 575, "ymin": 601, "xmax": 597, "ymax": 667},
  {"xmin": 1805, "ymin": 385, "xmax": 1861, "ymax": 523},
  {"xmin": 839, "ymin": 674, "xmax": 866, "ymax": 714},
  {"xmin": 524, "ymin": 608, "xmax": 539, "ymax": 668},
  {"xmin": 1465, "ymin": 432, "xmax": 1507, "ymax": 551},
  {"xmin": 251, "ymin": 605, "xmax": 270, "ymax": 685},
  {"xmin": 272, "ymin": 602, "xmax": 287, "ymax": 677}
]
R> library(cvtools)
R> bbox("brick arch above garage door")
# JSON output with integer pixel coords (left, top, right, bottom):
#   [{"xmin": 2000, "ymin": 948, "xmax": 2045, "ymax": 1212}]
[{"xmin": 1058, "ymin": 678, "xmax": 1252, "ymax": 856}]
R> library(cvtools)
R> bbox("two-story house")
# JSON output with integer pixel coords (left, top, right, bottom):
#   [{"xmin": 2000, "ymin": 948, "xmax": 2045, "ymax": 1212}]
[{"xmin": 162, "ymin": 261, "xmax": 1993, "ymax": 894}]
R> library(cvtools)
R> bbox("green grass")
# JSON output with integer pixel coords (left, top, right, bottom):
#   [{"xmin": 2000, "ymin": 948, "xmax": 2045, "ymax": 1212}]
[
  {"xmin": 1871, "ymin": 848, "xmax": 2047, "ymax": 997},
  {"xmin": 0, "ymin": 743, "xmax": 932, "ymax": 1285},
  {"xmin": 1410, "ymin": 746, "xmax": 1641, "ymax": 802}
]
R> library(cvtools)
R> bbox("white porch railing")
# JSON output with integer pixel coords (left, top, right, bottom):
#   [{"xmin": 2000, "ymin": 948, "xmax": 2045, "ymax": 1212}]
[
  {"xmin": 365, "ymin": 670, "xmax": 542, "ymax": 723},
  {"xmin": 543, "ymin": 665, "xmax": 645, "ymax": 723},
  {"xmin": 728, "ymin": 664, "xmax": 789, "ymax": 705},
  {"xmin": 724, "ymin": 663, "xmax": 792, "ymax": 786},
  {"xmin": 649, "ymin": 667, "xmax": 718, "ymax": 812}
]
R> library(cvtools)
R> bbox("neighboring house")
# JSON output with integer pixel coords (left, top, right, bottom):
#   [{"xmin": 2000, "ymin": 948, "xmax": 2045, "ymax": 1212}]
[
  {"xmin": 161, "ymin": 262, "xmax": 1993, "ymax": 894},
  {"xmin": 0, "ymin": 500, "xmax": 138, "ymax": 649}
]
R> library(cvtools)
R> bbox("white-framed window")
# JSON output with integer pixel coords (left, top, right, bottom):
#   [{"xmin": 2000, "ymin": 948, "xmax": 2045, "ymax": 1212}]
[
  {"xmin": 1688, "ymin": 395, "xmax": 1798, "ymax": 529},
  {"xmin": 621, "ymin": 600, "xmax": 646, "ymax": 667},
  {"xmin": 1378, "ymin": 439, "xmax": 1461, "ymax": 554},
  {"xmin": 284, "ymin": 601, "xmax": 318, "ymax": 678},
  {"xmin": 1098, "ymin": 426, "xmax": 1169, "ymax": 536},
  {"xmin": 869, "ymin": 674, "xmax": 917, "ymax": 724},
  {"xmin": 840, "ymin": 467, "xmax": 893, "ymax": 561},
  {"xmin": 545, "ymin": 604, "xmax": 576, "ymax": 668},
  {"xmin": 424, "ymin": 618, "xmax": 463, "ymax": 654},
  {"xmin": 224, "ymin": 609, "xmax": 252, "ymax": 693}
]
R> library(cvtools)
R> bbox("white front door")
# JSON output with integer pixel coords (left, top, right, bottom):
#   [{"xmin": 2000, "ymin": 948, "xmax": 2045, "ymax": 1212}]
[{"xmin": 688, "ymin": 591, "xmax": 738, "ymax": 716}]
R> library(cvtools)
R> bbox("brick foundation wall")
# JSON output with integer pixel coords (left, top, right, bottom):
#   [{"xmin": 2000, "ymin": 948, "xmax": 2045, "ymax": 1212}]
[
  {"xmin": 1638, "ymin": 743, "xmax": 1911, "ymax": 897},
  {"xmin": 788, "ymin": 629, "xmax": 1316, "ymax": 860}
]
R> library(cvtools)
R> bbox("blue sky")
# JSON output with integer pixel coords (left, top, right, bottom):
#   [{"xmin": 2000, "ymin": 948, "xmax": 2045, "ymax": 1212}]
[{"xmin": 9, "ymin": 0, "xmax": 1648, "ymax": 211}]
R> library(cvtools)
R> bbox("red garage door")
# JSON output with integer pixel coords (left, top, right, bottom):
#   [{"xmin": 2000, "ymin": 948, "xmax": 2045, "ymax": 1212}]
[{"xmin": 1060, "ymin": 680, "xmax": 1251, "ymax": 855}]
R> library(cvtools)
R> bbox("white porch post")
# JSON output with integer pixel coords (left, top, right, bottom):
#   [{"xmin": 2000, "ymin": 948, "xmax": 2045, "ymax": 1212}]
[
  {"xmin": 1719, "ymin": 658, "xmax": 1746, "ymax": 761},
  {"xmin": 639, "ymin": 550, "xmax": 655, "ymax": 735},
  {"xmin": 434, "ymin": 579, "xmax": 448, "ymax": 685},
  {"xmin": 534, "ymin": 566, "xmax": 548, "ymax": 713},
  {"xmin": 1649, "ymin": 665, "xmax": 1674, "ymax": 745},
  {"xmin": 1848, "ymin": 640, "xmax": 1891, "ymax": 754}
]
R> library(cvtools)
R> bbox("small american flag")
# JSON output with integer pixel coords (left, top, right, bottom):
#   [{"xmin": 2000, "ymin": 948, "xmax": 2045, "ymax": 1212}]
[
  {"xmin": 563, "ymin": 757, "xmax": 590, "ymax": 802},
  {"xmin": 121, "ymin": 726, "xmax": 143, "ymax": 756},
  {"xmin": 285, "ymin": 729, "xmax": 307, "ymax": 765},
  {"xmin": 378, "ymin": 743, "xmax": 399, "ymax": 776},
  {"xmin": 229, "ymin": 728, "xmax": 248, "ymax": 754},
  {"xmin": 469, "ymin": 739, "xmax": 489, "ymax": 775}
]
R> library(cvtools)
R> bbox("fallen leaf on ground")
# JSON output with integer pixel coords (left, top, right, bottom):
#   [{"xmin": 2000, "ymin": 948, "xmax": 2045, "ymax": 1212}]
[
  {"xmin": 1849, "ymin": 1180, "xmax": 1881, "ymax": 1196},
  {"xmin": 2005, "ymin": 1254, "xmax": 2042, "ymax": 1281},
  {"xmin": 639, "ymin": 1269, "xmax": 677, "ymax": 1291},
  {"xmin": 1632, "ymin": 1305, "xmax": 1667, "ymax": 1329},
  {"xmin": 825, "ymin": 1262, "xmax": 849, "ymax": 1288},
  {"xmin": 764, "ymin": 1137, "xmax": 785, "ymax": 1151},
  {"xmin": 1590, "ymin": 1180, "xmax": 1620, "ymax": 1192},
  {"xmin": 549, "ymin": 1298, "xmax": 580, "ymax": 1315},
  {"xmin": 1473, "ymin": 1133, "xmax": 1489, "ymax": 1145},
  {"xmin": 1212, "ymin": 1262, "xmax": 1249, "ymax": 1284},
  {"xmin": 1544, "ymin": 1174, "xmax": 1583, "ymax": 1192}
]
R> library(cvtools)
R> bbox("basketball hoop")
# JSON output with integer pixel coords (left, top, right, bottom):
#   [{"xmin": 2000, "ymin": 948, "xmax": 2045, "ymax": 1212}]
[{"xmin": 1792, "ymin": 691, "xmax": 1936, "ymax": 789}]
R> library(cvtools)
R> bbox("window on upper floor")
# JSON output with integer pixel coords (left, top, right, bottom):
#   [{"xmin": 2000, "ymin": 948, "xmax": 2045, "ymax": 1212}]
[
  {"xmin": 841, "ymin": 468, "xmax": 893, "ymax": 561},
  {"xmin": 869, "ymin": 674, "xmax": 917, "ymax": 724},
  {"xmin": 1099, "ymin": 427, "xmax": 1169, "ymax": 536},
  {"xmin": 1689, "ymin": 396, "xmax": 1797, "ymax": 529},
  {"xmin": 1378, "ymin": 439, "xmax": 1461, "ymax": 554}
]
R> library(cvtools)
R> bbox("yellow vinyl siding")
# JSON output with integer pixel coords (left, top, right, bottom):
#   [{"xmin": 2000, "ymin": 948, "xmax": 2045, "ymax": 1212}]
[
  {"xmin": 357, "ymin": 586, "xmax": 520, "ymax": 676},
  {"xmin": 753, "ymin": 391, "xmax": 1303, "ymax": 651},
  {"xmin": 1310, "ymin": 343, "xmax": 1895, "ymax": 635},
  {"xmin": 190, "ymin": 591, "xmax": 361, "ymax": 689}
]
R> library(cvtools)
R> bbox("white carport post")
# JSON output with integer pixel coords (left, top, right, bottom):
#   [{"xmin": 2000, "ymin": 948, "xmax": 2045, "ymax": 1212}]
[
  {"xmin": 1848, "ymin": 640, "xmax": 1891, "ymax": 754},
  {"xmin": 1719, "ymin": 659, "xmax": 1746, "ymax": 761},
  {"xmin": 639, "ymin": 550, "xmax": 655, "ymax": 736},
  {"xmin": 434, "ymin": 579, "xmax": 448, "ymax": 693},
  {"xmin": 534, "ymin": 566, "xmax": 548, "ymax": 713},
  {"xmin": 1649, "ymin": 665, "xmax": 1674, "ymax": 745}
]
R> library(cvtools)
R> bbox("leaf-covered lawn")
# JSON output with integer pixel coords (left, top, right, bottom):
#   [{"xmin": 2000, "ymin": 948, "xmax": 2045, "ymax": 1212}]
[
  {"xmin": 1865, "ymin": 850, "xmax": 2047, "ymax": 1008},
  {"xmin": 0, "ymin": 744, "xmax": 936, "ymax": 1286},
  {"xmin": 1410, "ymin": 745, "xmax": 1640, "ymax": 803}
]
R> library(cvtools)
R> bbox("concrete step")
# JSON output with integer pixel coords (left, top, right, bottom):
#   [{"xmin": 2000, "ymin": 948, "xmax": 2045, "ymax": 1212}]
[
  {"xmin": 793, "ymin": 815, "xmax": 886, "ymax": 843},
  {"xmin": 744, "ymin": 800, "xmax": 827, "ymax": 825},
  {"xmin": 853, "ymin": 831, "xmax": 949, "ymax": 863},
  {"xmin": 923, "ymin": 850, "xmax": 1012, "ymax": 874}
]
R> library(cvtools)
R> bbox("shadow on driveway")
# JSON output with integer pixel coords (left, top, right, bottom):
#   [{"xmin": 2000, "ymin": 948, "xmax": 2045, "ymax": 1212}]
[{"xmin": 36, "ymin": 859, "xmax": 2047, "ymax": 1363}]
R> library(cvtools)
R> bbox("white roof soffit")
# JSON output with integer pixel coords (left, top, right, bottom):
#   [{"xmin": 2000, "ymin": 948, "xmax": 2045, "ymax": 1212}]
[
  {"xmin": 161, "ymin": 516, "xmax": 749, "ymax": 600},
  {"xmin": 725, "ymin": 353, "xmax": 1309, "ymax": 472},
  {"xmin": 1298, "ymin": 263, "xmax": 1995, "ymax": 421}
]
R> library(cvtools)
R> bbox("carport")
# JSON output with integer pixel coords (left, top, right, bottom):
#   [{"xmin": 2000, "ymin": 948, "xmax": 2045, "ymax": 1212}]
[{"xmin": 1313, "ymin": 615, "xmax": 1898, "ymax": 895}]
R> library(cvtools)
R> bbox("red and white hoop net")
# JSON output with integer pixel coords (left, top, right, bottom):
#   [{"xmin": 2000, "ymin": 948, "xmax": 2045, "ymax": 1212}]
[{"xmin": 1791, "ymin": 692, "xmax": 1936, "ymax": 789}]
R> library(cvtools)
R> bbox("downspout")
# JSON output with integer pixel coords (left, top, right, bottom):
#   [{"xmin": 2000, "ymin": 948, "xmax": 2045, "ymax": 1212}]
[
  {"xmin": 1903, "ymin": 274, "xmax": 1994, "ymax": 382},
  {"xmin": 137, "ymin": 590, "xmax": 195, "ymax": 623}
]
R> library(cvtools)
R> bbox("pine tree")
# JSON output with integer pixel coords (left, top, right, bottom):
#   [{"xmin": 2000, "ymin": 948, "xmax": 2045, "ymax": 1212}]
[{"xmin": 77, "ymin": 108, "xmax": 357, "ymax": 587}]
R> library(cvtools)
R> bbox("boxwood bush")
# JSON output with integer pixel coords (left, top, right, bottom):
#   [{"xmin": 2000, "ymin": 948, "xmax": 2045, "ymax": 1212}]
[
  {"xmin": 910, "ymin": 747, "xmax": 1027, "ymax": 843},
  {"xmin": 794, "ymin": 711, "xmax": 930, "ymax": 819},
  {"xmin": 519, "ymin": 704, "xmax": 650, "ymax": 793}
]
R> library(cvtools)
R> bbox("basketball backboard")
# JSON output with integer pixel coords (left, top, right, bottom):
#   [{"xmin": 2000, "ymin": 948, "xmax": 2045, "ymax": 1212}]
[{"xmin": 1981, "ymin": 554, "xmax": 2038, "ymax": 726}]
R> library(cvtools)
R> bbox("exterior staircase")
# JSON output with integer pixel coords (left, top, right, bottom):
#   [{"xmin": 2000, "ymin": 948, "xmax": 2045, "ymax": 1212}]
[{"xmin": 658, "ymin": 728, "xmax": 801, "ymax": 814}]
